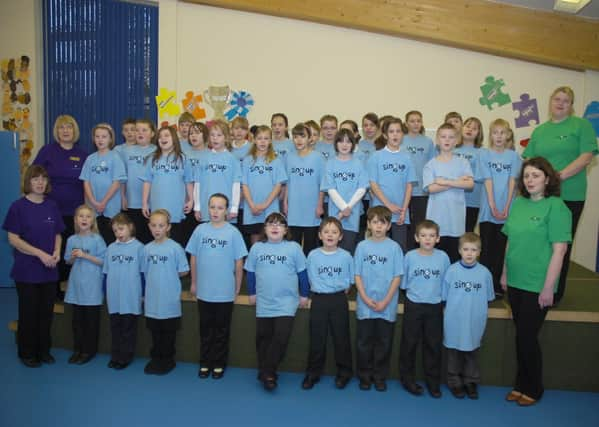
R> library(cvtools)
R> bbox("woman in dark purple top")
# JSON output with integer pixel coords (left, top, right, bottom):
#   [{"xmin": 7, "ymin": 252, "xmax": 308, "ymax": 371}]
[
  {"xmin": 3, "ymin": 165, "xmax": 65, "ymax": 367},
  {"xmin": 33, "ymin": 115, "xmax": 88, "ymax": 290}
]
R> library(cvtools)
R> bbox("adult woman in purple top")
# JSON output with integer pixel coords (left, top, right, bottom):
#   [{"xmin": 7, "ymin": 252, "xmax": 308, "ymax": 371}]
[
  {"xmin": 33, "ymin": 115, "xmax": 88, "ymax": 293},
  {"xmin": 2, "ymin": 165, "xmax": 65, "ymax": 367}
]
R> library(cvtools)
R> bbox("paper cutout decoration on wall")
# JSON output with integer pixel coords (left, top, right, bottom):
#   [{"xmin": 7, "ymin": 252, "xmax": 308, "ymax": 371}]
[
  {"xmin": 182, "ymin": 91, "xmax": 206, "ymax": 120},
  {"xmin": 2, "ymin": 55, "xmax": 33, "ymax": 172},
  {"xmin": 519, "ymin": 137, "xmax": 530, "ymax": 149},
  {"xmin": 156, "ymin": 88, "xmax": 181, "ymax": 119},
  {"xmin": 512, "ymin": 93, "xmax": 540, "ymax": 128},
  {"xmin": 224, "ymin": 90, "xmax": 255, "ymax": 121},
  {"xmin": 479, "ymin": 76, "xmax": 511, "ymax": 110},
  {"xmin": 583, "ymin": 101, "xmax": 599, "ymax": 135}
]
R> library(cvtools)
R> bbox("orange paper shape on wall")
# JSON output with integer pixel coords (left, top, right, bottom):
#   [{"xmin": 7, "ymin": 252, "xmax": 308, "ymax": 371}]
[
  {"xmin": 156, "ymin": 88, "xmax": 181, "ymax": 119},
  {"xmin": 182, "ymin": 91, "xmax": 206, "ymax": 120}
]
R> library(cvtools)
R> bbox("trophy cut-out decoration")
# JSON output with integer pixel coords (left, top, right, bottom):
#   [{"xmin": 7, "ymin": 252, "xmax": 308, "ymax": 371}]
[
  {"xmin": 225, "ymin": 90, "xmax": 254, "ymax": 121},
  {"xmin": 204, "ymin": 85, "xmax": 231, "ymax": 121}
]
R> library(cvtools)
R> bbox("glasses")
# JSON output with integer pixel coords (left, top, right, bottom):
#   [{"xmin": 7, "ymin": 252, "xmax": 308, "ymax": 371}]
[{"xmin": 266, "ymin": 222, "xmax": 286, "ymax": 228}]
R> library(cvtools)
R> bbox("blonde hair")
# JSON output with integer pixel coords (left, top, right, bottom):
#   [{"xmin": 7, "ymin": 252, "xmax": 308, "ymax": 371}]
[
  {"xmin": 231, "ymin": 116, "xmax": 249, "ymax": 130},
  {"xmin": 92, "ymin": 123, "xmax": 116, "ymax": 149},
  {"xmin": 459, "ymin": 117, "xmax": 484, "ymax": 148},
  {"xmin": 149, "ymin": 208, "xmax": 171, "ymax": 237},
  {"xmin": 209, "ymin": 119, "xmax": 232, "ymax": 150},
  {"xmin": 74, "ymin": 204, "xmax": 99, "ymax": 234},
  {"xmin": 489, "ymin": 118, "xmax": 515, "ymax": 150},
  {"xmin": 549, "ymin": 86, "xmax": 575, "ymax": 118},
  {"xmin": 53, "ymin": 115, "xmax": 80, "ymax": 143},
  {"xmin": 248, "ymin": 126, "xmax": 276, "ymax": 163},
  {"xmin": 459, "ymin": 232, "xmax": 481, "ymax": 250}
]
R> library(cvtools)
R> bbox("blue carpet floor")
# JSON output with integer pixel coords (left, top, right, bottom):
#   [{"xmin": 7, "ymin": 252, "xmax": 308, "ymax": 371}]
[{"xmin": 1, "ymin": 288, "xmax": 597, "ymax": 427}]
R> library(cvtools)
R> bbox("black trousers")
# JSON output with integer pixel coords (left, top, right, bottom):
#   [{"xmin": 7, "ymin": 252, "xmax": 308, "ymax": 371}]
[
  {"xmin": 465, "ymin": 207, "xmax": 479, "ymax": 233},
  {"xmin": 109, "ymin": 313, "xmax": 139, "ymax": 364},
  {"xmin": 197, "ymin": 300, "xmax": 234, "ymax": 369},
  {"xmin": 555, "ymin": 200, "xmax": 584, "ymax": 303},
  {"xmin": 339, "ymin": 230, "xmax": 358, "ymax": 255},
  {"xmin": 97, "ymin": 215, "xmax": 115, "ymax": 245},
  {"xmin": 256, "ymin": 316, "xmax": 294, "ymax": 379},
  {"xmin": 391, "ymin": 223, "xmax": 408, "ymax": 252},
  {"xmin": 446, "ymin": 348, "xmax": 480, "ymax": 387},
  {"xmin": 16, "ymin": 281, "xmax": 56, "ymax": 359},
  {"xmin": 306, "ymin": 292, "xmax": 353, "ymax": 378},
  {"xmin": 127, "ymin": 209, "xmax": 151, "ymax": 244},
  {"xmin": 58, "ymin": 215, "xmax": 75, "ymax": 283},
  {"xmin": 408, "ymin": 196, "xmax": 428, "ymax": 250},
  {"xmin": 289, "ymin": 226, "xmax": 319, "ymax": 256},
  {"xmin": 399, "ymin": 299, "xmax": 443, "ymax": 386},
  {"xmin": 508, "ymin": 286, "xmax": 548, "ymax": 400},
  {"xmin": 169, "ymin": 222, "xmax": 185, "ymax": 247},
  {"xmin": 356, "ymin": 318, "xmax": 395, "ymax": 381},
  {"xmin": 72, "ymin": 304, "xmax": 101, "ymax": 355},
  {"xmin": 146, "ymin": 317, "xmax": 180, "ymax": 365},
  {"xmin": 438, "ymin": 236, "xmax": 460, "ymax": 263},
  {"xmin": 479, "ymin": 221, "xmax": 508, "ymax": 294},
  {"xmin": 182, "ymin": 211, "xmax": 200, "ymax": 248}
]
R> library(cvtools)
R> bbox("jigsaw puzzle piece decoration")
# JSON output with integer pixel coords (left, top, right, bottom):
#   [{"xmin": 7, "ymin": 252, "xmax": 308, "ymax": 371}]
[
  {"xmin": 155, "ymin": 88, "xmax": 181, "ymax": 119},
  {"xmin": 224, "ymin": 90, "xmax": 254, "ymax": 121},
  {"xmin": 512, "ymin": 93, "xmax": 540, "ymax": 128},
  {"xmin": 182, "ymin": 91, "xmax": 206, "ymax": 120},
  {"xmin": 479, "ymin": 76, "xmax": 511, "ymax": 110}
]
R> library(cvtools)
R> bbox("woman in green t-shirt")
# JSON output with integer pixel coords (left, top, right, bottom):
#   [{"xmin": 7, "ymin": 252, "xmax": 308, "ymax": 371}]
[
  {"xmin": 523, "ymin": 86, "xmax": 598, "ymax": 304},
  {"xmin": 500, "ymin": 157, "xmax": 572, "ymax": 406}
]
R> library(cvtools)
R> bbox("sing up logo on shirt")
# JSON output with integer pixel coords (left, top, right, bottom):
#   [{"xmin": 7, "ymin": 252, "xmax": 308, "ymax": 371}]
[
  {"xmin": 189, "ymin": 158, "xmax": 202, "ymax": 167},
  {"xmin": 453, "ymin": 280, "xmax": 482, "ymax": 292},
  {"xmin": 201, "ymin": 237, "xmax": 228, "ymax": 249},
  {"xmin": 456, "ymin": 152, "xmax": 474, "ymax": 161},
  {"xmin": 382, "ymin": 163, "xmax": 406, "ymax": 173},
  {"xmin": 148, "ymin": 254, "xmax": 169, "ymax": 264},
  {"xmin": 333, "ymin": 171, "xmax": 356, "ymax": 181},
  {"xmin": 291, "ymin": 167, "xmax": 314, "ymax": 177},
  {"xmin": 156, "ymin": 161, "xmax": 181, "ymax": 173},
  {"xmin": 112, "ymin": 254, "xmax": 136, "ymax": 263},
  {"xmin": 250, "ymin": 165, "xmax": 274, "ymax": 175},
  {"xmin": 406, "ymin": 146, "xmax": 425, "ymax": 155},
  {"xmin": 487, "ymin": 161, "xmax": 512, "ymax": 173},
  {"xmin": 206, "ymin": 163, "xmax": 228, "ymax": 173},
  {"xmin": 413, "ymin": 268, "xmax": 441, "ymax": 279},
  {"xmin": 363, "ymin": 254, "xmax": 388, "ymax": 265},
  {"xmin": 91, "ymin": 161, "xmax": 109, "ymax": 174},
  {"xmin": 321, "ymin": 152, "xmax": 331, "ymax": 160},
  {"xmin": 318, "ymin": 265, "xmax": 343, "ymax": 277},
  {"xmin": 129, "ymin": 155, "xmax": 145, "ymax": 165},
  {"xmin": 259, "ymin": 254, "xmax": 288, "ymax": 265}
]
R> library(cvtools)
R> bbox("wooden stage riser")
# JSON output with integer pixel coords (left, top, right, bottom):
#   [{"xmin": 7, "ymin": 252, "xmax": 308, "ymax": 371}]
[{"xmin": 37, "ymin": 303, "xmax": 599, "ymax": 392}]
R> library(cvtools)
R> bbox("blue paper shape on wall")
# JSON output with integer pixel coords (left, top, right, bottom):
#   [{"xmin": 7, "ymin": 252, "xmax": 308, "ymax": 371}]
[
  {"xmin": 225, "ymin": 91, "xmax": 254, "ymax": 121},
  {"xmin": 583, "ymin": 101, "xmax": 599, "ymax": 136}
]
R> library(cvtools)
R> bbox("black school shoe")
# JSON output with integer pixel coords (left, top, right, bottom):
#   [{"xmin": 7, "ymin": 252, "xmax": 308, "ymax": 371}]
[
  {"xmin": 40, "ymin": 353, "xmax": 56, "ymax": 364},
  {"xmin": 198, "ymin": 367, "xmax": 211, "ymax": 378},
  {"xmin": 465, "ymin": 383, "xmax": 479, "ymax": 399},
  {"xmin": 154, "ymin": 359, "xmax": 175, "ymax": 375},
  {"xmin": 114, "ymin": 360, "xmax": 131, "ymax": 370},
  {"xmin": 263, "ymin": 377, "xmax": 277, "ymax": 391},
  {"xmin": 359, "ymin": 378, "xmax": 372, "ymax": 391},
  {"xmin": 402, "ymin": 381, "xmax": 424, "ymax": 396},
  {"xmin": 302, "ymin": 375, "xmax": 320, "ymax": 390},
  {"xmin": 374, "ymin": 380, "xmax": 387, "ymax": 392},
  {"xmin": 427, "ymin": 383, "xmax": 442, "ymax": 398},
  {"xmin": 75, "ymin": 353, "xmax": 95, "ymax": 365},
  {"xmin": 335, "ymin": 376, "xmax": 351, "ymax": 389},
  {"xmin": 21, "ymin": 357, "xmax": 41, "ymax": 368},
  {"xmin": 449, "ymin": 385, "xmax": 466, "ymax": 399},
  {"xmin": 212, "ymin": 367, "xmax": 225, "ymax": 379},
  {"xmin": 144, "ymin": 359, "xmax": 161, "ymax": 375},
  {"xmin": 68, "ymin": 352, "xmax": 81, "ymax": 364},
  {"xmin": 108, "ymin": 360, "xmax": 118, "ymax": 369}
]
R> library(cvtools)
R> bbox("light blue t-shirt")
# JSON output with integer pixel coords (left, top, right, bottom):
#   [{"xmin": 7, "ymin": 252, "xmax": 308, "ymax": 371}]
[
  {"xmin": 195, "ymin": 150, "xmax": 242, "ymax": 219},
  {"xmin": 140, "ymin": 154, "xmax": 192, "ymax": 223},
  {"xmin": 285, "ymin": 151, "xmax": 325, "ymax": 227},
  {"xmin": 142, "ymin": 238, "xmax": 189, "ymax": 319},
  {"xmin": 79, "ymin": 151, "xmax": 127, "ymax": 218},
  {"xmin": 442, "ymin": 262, "xmax": 494, "ymax": 351},
  {"xmin": 401, "ymin": 249, "xmax": 450, "ymax": 304},
  {"xmin": 185, "ymin": 222, "xmax": 248, "ymax": 302},
  {"xmin": 314, "ymin": 141, "xmax": 336, "ymax": 162},
  {"xmin": 64, "ymin": 233, "xmax": 107, "ymax": 306},
  {"xmin": 423, "ymin": 156, "xmax": 473, "ymax": 237},
  {"xmin": 367, "ymin": 148, "xmax": 417, "ymax": 224},
  {"xmin": 242, "ymin": 156, "xmax": 287, "ymax": 225},
  {"xmin": 244, "ymin": 240, "xmax": 307, "ymax": 317},
  {"xmin": 307, "ymin": 247, "xmax": 354, "ymax": 294},
  {"xmin": 477, "ymin": 148, "xmax": 522, "ymax": 224},
  {"xmin": 113, "ymin": 143, "xmax": 135, "ymax": 165},
  {"xmin": 455, "ymin": 145, "xmax": 481, "ymax": 208},
  {"xmin": 322, "ymin": 157, "xmax": 369, "ymax": 232},
  {"xmin": 354, "ymin": 238, "xmax": 404, "ymax": 322},
  {"xmin": 185, "ymin": 148, "xmax": 206, "ymax": 184},
  {"xmin": 180, "ymin": 139, "xmax": 192, "ymax": 154},
  {"xmin": 231, "ymin": 142, "xmax": 251, "ymax": 162},
  {"xmin": 103, "ymin": 238, "xmax": 144, "ymax": 315},
  {"xmin": 402, "ymin": 135, "xmax": 436, "ymax": 197},
  {"xmin": 272, "ymin": 139, "xmax": 294, "ymax": 166},
  {"xmin": 122, "ymin": 144, "xmax": 156, "ymax": 209},
  {"xmin": 357, "ymin": 139, "xmax": 376, "ymax": 167}
]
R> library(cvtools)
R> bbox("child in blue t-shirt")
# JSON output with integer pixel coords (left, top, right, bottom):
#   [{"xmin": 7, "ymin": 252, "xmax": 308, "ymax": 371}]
[
  {"xmin": 79, "ymin": 123, "xmax": 127, "ymax": 244},
  {"xmin": 354, "ymin": 206, "xmax": 404, "ymax": 392},
  {"xmin": 284, "ymin": 123, "xmax": 325, "ymax": 256},
  {"xmin": 303, "ymin": 217, "xmax": 354, "ymax": 390},
  {"xmin": 399, "ymin": 219, "xmax": 450, "ymax": 398},
  {"xmin": 477, "ymin": 119, "xmax": 521, "ymax": 298},
  {"xmin": 423, "ymin": 123, "xmax": 474, "ymax": 263},
  {"xmin": 142, "ymin": 209, "xmax": 189, "ymax": 375},
  {"xmin": 271, "ymin": 113, "xmax": 294, "ymax": 164},
  {"xmin": 322, "ymin": 129, "xmax": 369, "ymax": 254},
  {"xmin": 185, "ymin": 193, "xmax": 248, "ymax": 379},
  {"xmin": 64, "ymin": 204, "xmax": 107, "ymax": 365},
  {"xmin": 244, "ymin": 212, "xmax": 309, "ymax": 391},
  {"xmin": 103, "ymin": 212, "xmax": 144, "ymax": 369},
  {"xmin": 368, "ymin": 117, "xmax": 417, "ymax": 252},
  {"xmin": 442, "ymin": 232, "xmax": 494, "ymax": 399}
]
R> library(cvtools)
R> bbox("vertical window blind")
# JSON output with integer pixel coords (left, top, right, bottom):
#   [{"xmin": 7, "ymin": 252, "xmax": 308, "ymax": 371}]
[{"xmin": 43, "ymin": 0, "xmax": 158, "ymax": 152}]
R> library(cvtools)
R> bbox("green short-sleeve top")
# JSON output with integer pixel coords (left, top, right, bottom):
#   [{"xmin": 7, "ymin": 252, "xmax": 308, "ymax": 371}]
[
  {"xmin": 523, "ymin": 116, "xmax": 598, "ymax": 201},
  {"xmin": 501, "ymin": 196, "xmax": 572, "ymax": 293}
]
